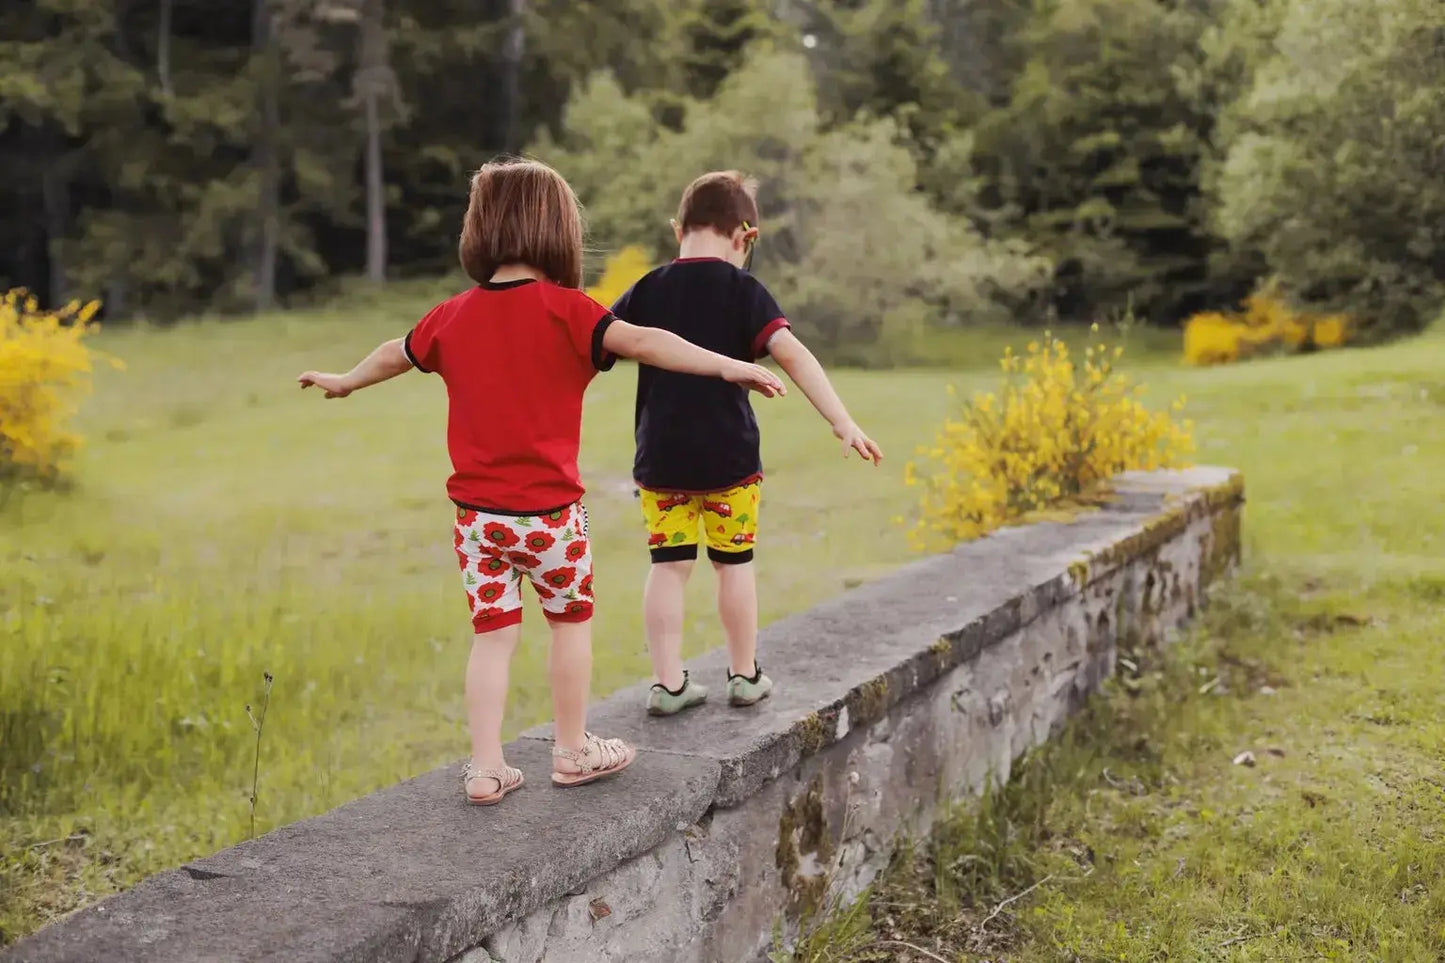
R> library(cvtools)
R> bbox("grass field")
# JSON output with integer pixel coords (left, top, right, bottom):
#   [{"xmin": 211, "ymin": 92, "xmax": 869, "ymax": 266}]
[
  {"xmin": 2, "ymin": 285, "xmax": 1441, "ymax": 954},
  {"xmin": 2, "ymin": 286, "xmax": 1165, "ymax": 942},
  {"xmin": 789, "ymin": 326, "xmax": 1445, "ymax": 961}
]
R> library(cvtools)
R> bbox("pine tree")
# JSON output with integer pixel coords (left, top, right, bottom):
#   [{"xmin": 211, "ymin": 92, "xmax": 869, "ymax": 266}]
[{"xmin": 970, "ymin": 0, "xmax": 1219, "ymax": 323}]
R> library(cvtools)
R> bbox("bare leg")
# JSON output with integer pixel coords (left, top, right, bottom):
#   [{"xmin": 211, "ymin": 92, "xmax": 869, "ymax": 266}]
[
  {"xmin": 644, "ymin": 559, "xmax": 694, "ymax": 690},
  {"xmin": 465, "ymin": 622, "xmax": 521, "ymax": 790},
  {"xmin": 548, "ymin": 618, "xmax": 593, "ymax": 754},
  {"xmin": 715, "ymin": 560, "xmax": 758, "ymax": 677}
]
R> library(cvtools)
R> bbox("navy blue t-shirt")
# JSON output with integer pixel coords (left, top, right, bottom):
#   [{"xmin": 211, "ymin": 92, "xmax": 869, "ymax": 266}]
[{"xmin": 611, "ymin": 258, "xmax": 790, "ymax": 493}]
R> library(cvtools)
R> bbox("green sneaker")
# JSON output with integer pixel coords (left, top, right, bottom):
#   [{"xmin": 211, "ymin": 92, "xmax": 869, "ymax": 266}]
[
  {"xmin": 727, "ymin": 664, "xmax": 774, "ymax": 707},
  {"xmin": 647, "ymin": 671, "xmax": 709, "ymax": 716}
]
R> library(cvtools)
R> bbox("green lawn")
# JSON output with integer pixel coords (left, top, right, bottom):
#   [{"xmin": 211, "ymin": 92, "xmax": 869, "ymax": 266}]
[
  {"xmin": 791, "ymin": 326, "xmax": 1445, "ymax": 962},
  {"xmin": 5, "ymin": 288, "xmax": 1152, "ymax": 942},
  {"xmin": 3, "ymin": 288, "xmax": 1440, "ymax": 955}
]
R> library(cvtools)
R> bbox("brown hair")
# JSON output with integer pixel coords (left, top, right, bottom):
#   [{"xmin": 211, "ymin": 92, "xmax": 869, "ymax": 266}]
[
  {"xmin": 458, "ymin": 158, "xmax": 584, "ymax": 288},
  {"xmin": 676, "ymin": 170, "xmax": 759, "ymax": 238}
]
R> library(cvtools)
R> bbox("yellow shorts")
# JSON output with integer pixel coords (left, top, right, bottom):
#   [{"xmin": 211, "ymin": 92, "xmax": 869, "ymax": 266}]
[{"xmin": 639, "ymin": 480, "xmax": 761, "ymax": 564}]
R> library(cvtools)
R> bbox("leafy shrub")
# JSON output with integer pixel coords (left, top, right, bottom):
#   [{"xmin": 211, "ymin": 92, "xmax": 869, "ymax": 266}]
[
  {"xmin": 905, "ymin": 330, "xmax": 1193, "ymax": 547},
  {"xmin": 585, "ymin": 245, "xmax": 654, "ymax": 308},
  {"xmin": 0, "ymin": 290, "xmax": 114, "ymax": 483},
  {"xmin": 536, "ymin": 49, "xmax": 1050, "ymax": 367},
  {"xmin": 1182, "ymin": 284, "xmax": 1350, "ymax": 365}
]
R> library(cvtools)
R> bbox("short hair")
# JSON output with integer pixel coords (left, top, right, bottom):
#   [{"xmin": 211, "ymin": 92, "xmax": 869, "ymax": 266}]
[
  {"xmin": 458, "ymin": 158, "xmax": 584, "ymax": 289},
  {"xmin": 676, "ymin": 171, "xmax": 759, "ymax": 238}
]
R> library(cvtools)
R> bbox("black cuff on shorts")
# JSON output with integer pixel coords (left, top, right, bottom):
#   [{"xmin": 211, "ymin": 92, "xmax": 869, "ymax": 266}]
[
  {"xmin": 592, "ymin": 313, "xmax": 618, "ymax": 372},
  {"xmin": 650, "ymin": 545, "xmax": 698, "ymax": 564},
  {"xmin": 708, "ymin": 547, "xmax": 754, "ymax": 565}
]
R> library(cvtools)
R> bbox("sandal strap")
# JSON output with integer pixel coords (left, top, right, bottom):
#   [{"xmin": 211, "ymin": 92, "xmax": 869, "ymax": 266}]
[
  {"xmin": 463, "ymin": 763, "xmax": 520, "ymax": 787},
  {"xmin": 553, "ymin": 732, "xmax": 629, "ymax": 774}
]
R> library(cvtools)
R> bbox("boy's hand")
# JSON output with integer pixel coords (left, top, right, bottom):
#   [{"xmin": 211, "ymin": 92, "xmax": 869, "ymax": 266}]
[
  {"xmin": 834, "ymin": 421, "xmax": 883, "ymax": 464},
  {"xmin": 297, "ymin": 372, "xmax": 353, "ymax": 399},
  {"xmin": 723, "ymin": 359, "xmax": 787, "ymax": 398}
]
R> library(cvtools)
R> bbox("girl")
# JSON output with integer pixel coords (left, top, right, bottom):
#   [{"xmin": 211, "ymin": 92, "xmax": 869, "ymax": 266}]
[{"xmin": 297, "ymin": 159, "xmax": 785, "ymax": 805}]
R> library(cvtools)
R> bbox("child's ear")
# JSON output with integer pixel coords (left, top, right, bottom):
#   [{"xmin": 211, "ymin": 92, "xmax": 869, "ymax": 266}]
[{"xmin": 670, "ymin": 219, "xmax": 684, "ymax": 244}]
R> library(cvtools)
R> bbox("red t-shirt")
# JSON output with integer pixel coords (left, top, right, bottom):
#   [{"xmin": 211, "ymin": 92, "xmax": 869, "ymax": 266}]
[{"xmin": 402, "ymin": 279, "xmax": 616, "ymax": 512}]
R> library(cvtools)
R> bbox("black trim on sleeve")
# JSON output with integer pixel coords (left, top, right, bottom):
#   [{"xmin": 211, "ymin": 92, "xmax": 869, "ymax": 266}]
[
  {"xmin": 402, "ymin": 330, "xmax": 430, "ymax": 373},
  {"xmin": 592, "ymin": 313, "xmax": 618, "ymax": 372},
  {"xmin": 649, "ymin": 544, "xmax": 699, "ymax": 564},
  {"xmin": 708, "ymin": 547, "xmax": 754, "ymax": 566}
]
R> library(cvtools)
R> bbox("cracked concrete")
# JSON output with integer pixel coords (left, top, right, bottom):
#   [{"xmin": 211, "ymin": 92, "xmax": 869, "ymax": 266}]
[{"xmin": 2, "ymin": 467, "xmax": 1243, "ymax": 963}]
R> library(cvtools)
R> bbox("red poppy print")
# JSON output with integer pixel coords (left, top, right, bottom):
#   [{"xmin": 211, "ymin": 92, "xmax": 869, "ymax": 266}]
[
  {"xmin": 523, "ymin": 530, "xmax": 557, "ymax": 553},
  {"xmin": 533, "ymin": 583, "xmax": 556, "ymax": 600},
  {"xmin": 579, "ymin": 573, "xmax": 593, "ymax": 598},
  {"xmin": 482, "ymin": 522, "xmax": 520, "ymax": 549},
  {"xmin": 478, "ymin": 556, "xmax": 509, "ymax": 579},
  {"xmin": 541, "ymin": 566, "xmax": 577, "ymax": 589},
  {"xmin": 456, "ymin": 508, "xmax": 478, "ymax": 527},
  {"xmin": 472, "ymin": 605, "xmax": 506, "ymax": 624},
  {"xmin": 539, "ymin": 507, "xmax": 571, "ymax": 529},
  {"xmin": 564, "ymin": 600, "xmax": 591, "ymax": 617},
  {"xmin": 565, "ymin": 539, "xmax": 588, "ymax": 562},
  {"xmin": 473, "ymin": 581, "xmax": 508, "ymax": 605},
  {"xmin": 505, "ymin": 551, "xmax": 542, "ymax": 571}
]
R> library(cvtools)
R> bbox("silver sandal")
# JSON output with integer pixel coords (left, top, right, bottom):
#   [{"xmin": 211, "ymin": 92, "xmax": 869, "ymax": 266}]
[
  {"xmin": 463, "ymin": 762, "xmax": 524, "ymax": 805},
  {"xmin": 551, "ymin": 732, "xmax": 636, "ymax": 787}
]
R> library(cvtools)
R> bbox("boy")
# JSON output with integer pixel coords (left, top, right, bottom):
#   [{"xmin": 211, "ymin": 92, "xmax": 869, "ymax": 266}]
[{"xmin": 610, "ymin": 170, "xmax": 883, "ymax": 716}]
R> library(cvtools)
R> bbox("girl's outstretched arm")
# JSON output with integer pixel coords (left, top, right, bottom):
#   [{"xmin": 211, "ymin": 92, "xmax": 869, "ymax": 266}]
[
  {"xmin": 297, "ymin": 338, "xmax": 413, "ymax": 398},
  {"xmin": 603, "ymin": 320, "xmax": 787, "ymax": 398}
]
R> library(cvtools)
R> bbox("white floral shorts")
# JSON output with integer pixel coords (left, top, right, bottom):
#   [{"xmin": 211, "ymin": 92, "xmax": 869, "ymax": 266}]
[{"xmin": 452, "ymin": 502, "xmax": 594, "ymax": 632}]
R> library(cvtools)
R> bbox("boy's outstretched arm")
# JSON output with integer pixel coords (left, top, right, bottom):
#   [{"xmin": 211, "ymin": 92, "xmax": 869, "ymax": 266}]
[
  {"xmin": 297, "ymin": 338, "xmax": 412, "ymax": 399},
  {"xmin": 603, "ymin": 320, "xmax": 787, "ymax": 398},
  {"xmin": 766, "ymin": 330, "xmax": 883, "ymax": 464}
]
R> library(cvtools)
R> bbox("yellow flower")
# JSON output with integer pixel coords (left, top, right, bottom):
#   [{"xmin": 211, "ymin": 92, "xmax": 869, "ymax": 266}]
[
  {"xmin": 902, "ymin": 332, "xmax": 1192, "ymax": 549},
  {"xmin": 0, "ymin": 289, "xmax": 114, "ymax": 480}
]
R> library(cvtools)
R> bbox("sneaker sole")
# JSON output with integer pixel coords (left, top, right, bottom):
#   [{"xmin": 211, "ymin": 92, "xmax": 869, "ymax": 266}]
[
  {"xmin": 728, "ymin": 689, "xmax": 772, "ymax": 707},
  {"xmin": 647, "ymin": 696, "xmax": 708, "ymax": 717}
]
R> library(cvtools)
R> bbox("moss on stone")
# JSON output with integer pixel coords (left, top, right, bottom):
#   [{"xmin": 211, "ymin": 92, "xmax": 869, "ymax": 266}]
[
  {"xmin": 775, "ymin": 775, "xmax": 833, "ymax": 918},
  {"xmin": 1203, "ymin": 503, "xmax": 1243, "ymax": 583},
  {"xmin": 848, "ymin": 677, "xmax": 892, "ymax": 729},
  {"xmin": 795, "ymin": 712, "xmax": 831, "ymax": 756}
]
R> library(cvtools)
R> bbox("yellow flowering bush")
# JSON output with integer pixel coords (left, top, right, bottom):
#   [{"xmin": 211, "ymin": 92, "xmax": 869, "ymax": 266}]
[
  {"xmin": 1183, "ymin": 284, "xmax": 1350, "ymax": 365},
  {"xmin": 0, "ymin": 289, "xmax": 115, "ymax": 482},
  {"xmin": 585, "ymin": 245, "xmax": 654, "ymax": 307},
  {"xmin": 906, "ymin": 331, "xmax": 1193, "ymax": 547}
]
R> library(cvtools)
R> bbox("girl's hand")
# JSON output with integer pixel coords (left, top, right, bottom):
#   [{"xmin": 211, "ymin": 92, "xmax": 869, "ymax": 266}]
[
  {"xmin": 833, "ymin": 420, "xmax": 883, "ymax": 464},
  {"xmin": 297, "ymin": 372, "xmax": 353, "ymax": 399},
  {"xmin": 723, "ymin": 359, "xmax": 787, "ymax": 398}
]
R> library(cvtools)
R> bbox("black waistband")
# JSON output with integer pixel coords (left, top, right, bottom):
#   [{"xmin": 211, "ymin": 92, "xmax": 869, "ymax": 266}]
[{"xmin": 452, "ymin": 499, "xmax": 573, "ymax": 517}]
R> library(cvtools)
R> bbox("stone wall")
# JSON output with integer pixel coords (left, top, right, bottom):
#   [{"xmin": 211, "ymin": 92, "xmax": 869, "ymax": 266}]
[{"xmin": 3, "ymin": 468, "xmax": 1243, "ymax": 963}]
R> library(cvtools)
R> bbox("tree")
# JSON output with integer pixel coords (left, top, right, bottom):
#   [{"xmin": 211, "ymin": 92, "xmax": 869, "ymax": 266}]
[
  {"xmin": 1206, "ymin": 0, "xmax": 1445, "ymax": 335},
  {"xmin": 967, "ymin": 0, "xmax": 1220, "ymax": 323},
  {"xmin": 252, "ymin": 0, "xmax": 282, "ymax": 309},
  {"xmin": 536, "ymin": 48, "xmax": 1049, "ymax": 365},
  {"xmin": 354, "ymin": 0, "xmax": 397, "ymax": 282}
]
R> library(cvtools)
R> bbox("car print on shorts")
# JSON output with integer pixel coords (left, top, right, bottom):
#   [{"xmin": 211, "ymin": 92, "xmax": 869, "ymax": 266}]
[
  {"xmin": 655, "ymin": 494, "xmax": 691, "ymax": 512},
  {"xmin": 702, "ymin": 499, "xmax": 733, "ymax": 518},
  {"xmin": 730, "ymin": 532, "xmax": 755, "ymax": 546}
]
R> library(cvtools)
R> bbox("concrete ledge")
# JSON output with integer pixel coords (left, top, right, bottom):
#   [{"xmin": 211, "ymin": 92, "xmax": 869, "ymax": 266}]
[{"xmin": 3, "ymin": 467, "xmax": 1243, "ymax": 963}]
